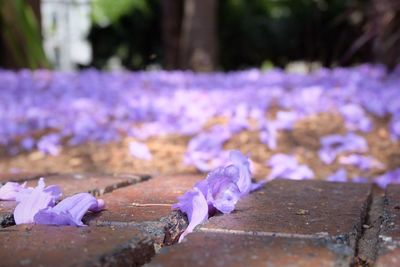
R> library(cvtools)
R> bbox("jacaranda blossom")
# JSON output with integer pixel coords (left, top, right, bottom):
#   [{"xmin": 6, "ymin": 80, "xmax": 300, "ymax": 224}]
[
  {"xmin": 34, "ymin": 193, "xmax": 105, "ymax": 226},
  {"xmin": 267, "ymin": 154, "xmax": 314, "ymax": 181},
  {"xmin": 0, "ymin": 181, "xmax": 27, "ymax": 201},
  {"xmin": 14, "ymin": 178, "xmax": 62, "ymax": 224},
  {"xmin": 129, "ymin": 141, "xmax": 152, "ymax": 161},
  {"xmin": 3, "ymin": 178, "xmax": 105, "ymax": 226},
  {"xmin": 338, "ymin": 154, "xmax": 384, "ymax": 171},
  {"xmin": 173, "ymin": 150, "xmax": 265, "ymax": 241},
  {"xmin": 259, "ymin": 121, "xmax": 278, "ymax": 150},
  {"xmin": 172, "ymin": 186, "xmax": 209, "ymax": 242},
  {"xmin": 327, "ymin": 169, "xmax": 347, "ymax": 182},
  {"xmin": 318, "ymin": 133, "xmax": 368, "ymax": 164},
  {"xmin": 375, "ymin": 168, "xmax": 400, "ymax": 188},
  {"xmin": 339, "ymin": 104, "xmax": 372, "ymax": 133}
]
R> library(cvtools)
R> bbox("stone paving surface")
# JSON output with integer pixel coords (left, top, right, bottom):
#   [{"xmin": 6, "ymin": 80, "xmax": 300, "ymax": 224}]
[{"xmin": 1, "ymin": 173, "xmax": 400, "ymax": 266}]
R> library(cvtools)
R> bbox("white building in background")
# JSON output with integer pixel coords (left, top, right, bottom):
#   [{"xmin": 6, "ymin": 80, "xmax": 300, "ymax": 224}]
[{"xmin": 41, "ymin": 0, "xmax": 92, "ymax": 70}]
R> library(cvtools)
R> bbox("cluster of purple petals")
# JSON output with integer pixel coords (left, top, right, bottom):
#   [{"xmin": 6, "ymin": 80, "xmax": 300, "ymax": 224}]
[
  {"xmin": 0, "ymin": 178, "xmax": 104, "ymax": 226},
  {"xmin": 375, "ymin": 168, "xmax": 400, "ymax": 188},
  {"xmin": 318, "ymin": 133, "xmax": 368, "ymax": 164},
  {"xmin": 0, "ymin": 66, "xmax": 399, "ymax": 162},
  {"xmin": 326, "ymin": 169, "xmax": 368, "ymax": 183},
  {"xmin": 267, "ymin": 154, "xmax": 314, "ymax": 180},
  {"xmin": 2, "ymin": 65, "xmax": 400, "ymax": 186},
  {"xmin": 173, "ymin": 150, "xmax": 264, "ymax": 241},
  {"xmin": 338, "ymin": 154, "xmax": 384, "ymax": 171},
  {"xmin": 339, "ymin": 104, "xmax": 373, "ymax": 133}
]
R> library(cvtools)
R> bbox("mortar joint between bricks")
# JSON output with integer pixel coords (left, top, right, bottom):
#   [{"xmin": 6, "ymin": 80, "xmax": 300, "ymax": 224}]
[{"xmin": 352, "ymin": 187, "xmax": 385, "ymax": 267}]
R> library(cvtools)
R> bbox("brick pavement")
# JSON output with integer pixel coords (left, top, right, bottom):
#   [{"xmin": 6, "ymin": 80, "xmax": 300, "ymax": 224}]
[{"xmin": 1, "ymin": 173, "xmax": 400, "ymax": 266}]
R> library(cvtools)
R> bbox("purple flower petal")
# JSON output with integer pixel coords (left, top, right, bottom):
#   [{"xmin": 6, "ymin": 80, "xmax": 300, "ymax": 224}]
[
  {"xmin": 229, "ymin": 150, "xmax": 252, "ymax": 194},
  {"xmin": 14, "ymin": 178, "xmax": 62, "ymax": 224},
  {"xmin": 0, "ymin": 181, "xmax": 27, "ymax": 201},
  {"xmin": 339, "ymin": 104, "xmax": 372, "ymax": 132},
  {"xmin": 205, "ymin": 166, "xmax": 241, "ymax": 213},
  {"xmin": 37, "ymin": 134, "xmax": 61, "ymax": 156},
  {"xmin": 327, "ymin": 169, "xmax": 347, "ymax": 182},
  {"xmin": 318, "ymin": 133, "xmax": 368, "ymax": 164},
  {"xmin": 172, "ymin": 187, "xmax": 208, "ymax": 242},
  {"xmin": 274, "ymin": 111, "xmax": 300, "ymax": 130},
  {"xmin": 129, "ymin": 141, "xmax": 152, "ymax": 160},
  {"xmin": 375, "ymin": 168, "xmax": 400, "ymax": 188},
  {"xmin": 34, "ymin": 193, "xmax": 105, "ymax": 226},
  {"xmin": 389, "ymin": 116, "xmax": 400, "ymax": 141},
  {"xmin": 267, "ymin": 154, "xmax": 314, "ymax": 180},
  {"xmin": 338, "ymin": 154, "xmax": 384, "ymax": 171},
  {"xmin": 259, "ymin": 122, "xmax": 278, "ymax": 150}
]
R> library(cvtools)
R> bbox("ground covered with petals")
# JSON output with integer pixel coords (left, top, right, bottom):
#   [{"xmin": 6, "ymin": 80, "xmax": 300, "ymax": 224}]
[{"xmin": 1, "ymin": 65, "xmax": 400, "ymax": 184}]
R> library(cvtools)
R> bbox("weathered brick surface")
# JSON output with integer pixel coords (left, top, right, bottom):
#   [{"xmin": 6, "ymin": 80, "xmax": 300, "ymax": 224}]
[
  {"xmin": 200, "ymin": 179, "xmax": 372, "ymax": 241},
  {"xmin": 375, "ymin": 185, "xmax": 400, "ymax": 266},
  {"xmin": 0, "ymin": 201, "xmax": 16, "ymax": 227},
  {"xmin": 25, "ymin": 172, "xmax": 149, "ymax": 196},
  {"xmin": 147, "ymin": 232, "xmax": 352, "ymax": 267},
  {"xmin": 86, "ymin": 174, "xmax": 202, "ymax": 225},
  {"xmin": 0, "ymin": 225, "xmax": 155, "ymax": 267},
  {"xmin": 380, "ymin": 185, "xmax": 400, "ymax": 240}
]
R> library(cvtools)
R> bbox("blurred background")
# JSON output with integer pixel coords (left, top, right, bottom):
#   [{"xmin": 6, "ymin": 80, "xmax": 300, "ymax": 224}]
[{"xmin": 1, "ymin": 0, "xmax": 399, "ymax": 72}]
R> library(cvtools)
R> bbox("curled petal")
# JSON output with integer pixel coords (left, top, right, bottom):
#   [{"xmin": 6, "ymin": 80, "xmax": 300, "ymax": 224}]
[
  {"xmin": 229, "ymin": 150, "xmax": 252, "ymax": 194},
  {"xmin": 173, "ymin": 187, "xmax": 208, "ymax": 242},
  {"xmin": 0, "ymin": 182, "xmax": 26, "ymax": 201},
  {"xmin": 14, "ymin": 178, "xmax": 62, "ymax": 224},
  {"xmin": 34, "ymin": 193, "xmax": 105, "ymax": 226}
]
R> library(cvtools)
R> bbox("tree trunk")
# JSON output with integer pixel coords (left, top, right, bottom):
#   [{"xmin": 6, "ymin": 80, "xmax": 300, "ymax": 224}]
[
  {"xmin": 371, "ymin": 0, "xmax": 400, "ymax": 69},
  {"xmin": 179, "ymin": 0, "xmax": 218, "ymax": 71},
  {"xmin": 162, "ymin": 0, "xmax": 183, "ymax": 70}
]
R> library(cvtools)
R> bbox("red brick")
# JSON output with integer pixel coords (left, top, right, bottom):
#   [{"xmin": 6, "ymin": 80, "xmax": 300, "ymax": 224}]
[
  {"xmin": 86, "ymin": 174, "xmax": 202, "ymax": 225},
  {"xmin": 0, "ymin": 225, "xmax": 154, "ymax": 267},
  {"xmin": 380, "ymin": 185, "xmax": 400, "ymax": 240},
  {"xmin": 375, "ymin": 185, "xmax": 400, "ymax": 266},
  {"xmin": 0, "ymin": 201, "xmax": 16, "ymax": 227},
  {"xmin": 147, "ymin": 232, "xmax": 352, "ymax": 267},
  {"xmin": 200, "ymin": 179, "xmax": 372, "ymax": 240},
  {"xmin": 376, "ymin": 248, "xmax": 400, "ymax": 267},
  {"xmin": 25, "ymin": 172, "xmax": 149, "ymax": 196}
]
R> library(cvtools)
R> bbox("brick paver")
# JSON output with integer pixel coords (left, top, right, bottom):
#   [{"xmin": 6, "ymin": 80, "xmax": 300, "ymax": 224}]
[
  {"xmin": 200, "ymin": 179, "xmax": 372, "ymax": 240},
  {"xmin": 147, "ymin": 180, "xmax": 372, "ymax": 267},
  {"xmin": 0, "ymin": 225, "xmax": 154, "ymax": 267},
  {"xmin": 85, "ymin": 174, "xmax": 202, "ymax": 225},
  {"xmin": 4, "ymin": 173, "xmax": 400, "ymax": 266},
  {"xmin": 147, "ymin": 232, "xmax": 352, "ymax": 267},
  {"xmin": 375, "ymin": 185, "xmax": 400, "ymax": 266},
  {"xmin": 0, "ymin": 201, "xmax": 16, "ymax": 227}
]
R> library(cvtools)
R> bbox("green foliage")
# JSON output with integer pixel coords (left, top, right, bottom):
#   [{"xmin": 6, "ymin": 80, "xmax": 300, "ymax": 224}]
[
  {"xmin": 91, "ymin": 0, "xmax": 150, "ymax": 26},
  {"xmin": 0, "ymin": 0, "xmax": 50, "ymax": 69}
]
